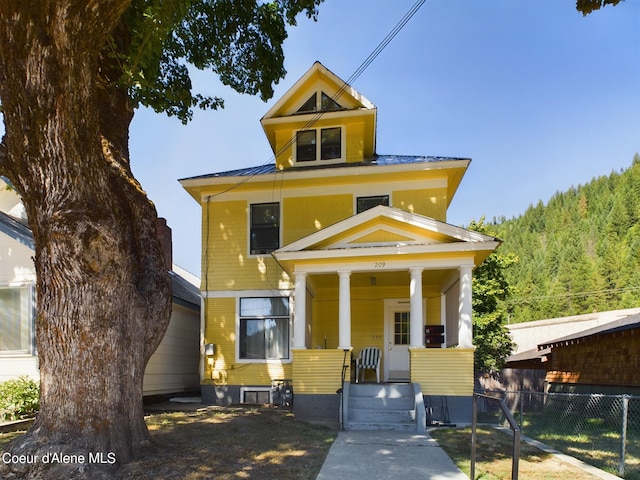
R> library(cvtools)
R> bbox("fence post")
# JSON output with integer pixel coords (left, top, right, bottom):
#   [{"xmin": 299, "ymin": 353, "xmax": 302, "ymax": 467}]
[
  {"xmin": 471, "ymin": 395, "xmax": 478, "ymax": 480},
  {"xmin": 619, "ymin": 395, "xmax": 629, "ymax": 477}
]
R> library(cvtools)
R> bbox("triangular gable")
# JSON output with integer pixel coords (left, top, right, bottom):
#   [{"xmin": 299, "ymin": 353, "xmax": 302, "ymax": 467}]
[
  {"xmin": 275, "ymin": 205, "xmax": 499, "ymax": 254},
  {"xmin": 261, "ymin": 61, "xmax": 375, "ymax": 121}
]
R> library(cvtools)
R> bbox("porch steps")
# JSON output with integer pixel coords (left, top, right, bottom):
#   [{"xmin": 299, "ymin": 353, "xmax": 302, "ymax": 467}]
[{"xmin": 346, "ymin": 383, "xmax": 419, "ymax": 432}]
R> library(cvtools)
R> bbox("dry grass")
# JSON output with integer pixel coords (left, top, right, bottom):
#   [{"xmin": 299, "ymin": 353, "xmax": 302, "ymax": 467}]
[
  {"xmin": 430, "ymin": 426, "xmax": 604, "ymax": 480},
  {"xmin": 1, "ymin": 406, "xmax": 337, "ymax": 480}
]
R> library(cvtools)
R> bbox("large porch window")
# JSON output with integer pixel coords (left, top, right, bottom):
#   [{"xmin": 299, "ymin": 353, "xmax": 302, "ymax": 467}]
[{"xmin": 239, "ymin": 297, "xmax": 290, "ymax": 360}]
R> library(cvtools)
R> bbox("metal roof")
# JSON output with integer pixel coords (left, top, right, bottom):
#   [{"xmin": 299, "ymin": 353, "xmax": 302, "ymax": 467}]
[
  {"xmin": 179, "ymin": 155, "xmax": 469, "ymax": 182},
  {"xmin": 0, "ymin": 211, "xmax": 34, "ymax": 250},
  {"xmin": 169, "ymin": 271, "xmax": 201, "ymax": 311},
  {"xmin": 537, "ymin": 313, "xmax": 640, "ymax": 350}
]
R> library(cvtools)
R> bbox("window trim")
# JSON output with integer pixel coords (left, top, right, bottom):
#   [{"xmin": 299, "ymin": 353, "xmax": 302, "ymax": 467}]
[
  {"xmin": 293, "ymin": 126, "xmax": 345, "ymax": 166},
  {"xmin": 236, "ymin": 296, "xmax": 292, "ymax": 364}
]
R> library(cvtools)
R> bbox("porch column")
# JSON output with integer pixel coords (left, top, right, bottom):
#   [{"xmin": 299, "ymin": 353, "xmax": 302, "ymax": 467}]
[
  {"xmin": 337, "ymin": 270, "xmax": 352, "ymax": 350},
  {"xmin": 459, "ymin": 264, "xmax": 473, "ymax": 348},
  {"xmin": 293, "ymin": 272, "xmax": 307, "ymax": 349},
  {"xmin": 409, "ymin": 267, "xmax": 424, "ymax": 348}
]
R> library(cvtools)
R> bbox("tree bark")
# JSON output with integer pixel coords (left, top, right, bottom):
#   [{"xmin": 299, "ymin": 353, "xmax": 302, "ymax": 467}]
[{"xmin": 0, "ymin": 2, "xmax": 172, "ymax": 478}]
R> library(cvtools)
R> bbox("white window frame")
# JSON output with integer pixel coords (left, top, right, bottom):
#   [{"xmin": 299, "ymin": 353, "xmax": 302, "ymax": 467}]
[
  {"xmin": 235, "ymin": 295, "xmax": 293, "ymax": 364},
  {"xmin": 293, "ymin": 126, "xmax": 345, "ymax": 166}
]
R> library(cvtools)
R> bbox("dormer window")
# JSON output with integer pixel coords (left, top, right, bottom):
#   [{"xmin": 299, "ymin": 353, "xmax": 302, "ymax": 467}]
[
  {"xmin": 296, "ymin": 91, "xmax": 342, "ymax": 113},
  {"xmin": 295, "ymin": 127, "xmax": 342, "ymax": 163}
]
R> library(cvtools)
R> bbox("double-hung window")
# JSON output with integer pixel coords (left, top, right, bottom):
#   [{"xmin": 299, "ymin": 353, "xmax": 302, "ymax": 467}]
[
  {"xmin": 0, "ymin": 284, "xmax": 34, "ymax": 354},
  {"xmin": 239, "ymin": 297, "xmax": 290, "ymax": 360},
  {"xmin": 250, "ymin": 202, "xmax": 280, "ymax": 254},
  {"xmin": 295, "ymin": 127, "xmax": 342, "ymax": 163}
]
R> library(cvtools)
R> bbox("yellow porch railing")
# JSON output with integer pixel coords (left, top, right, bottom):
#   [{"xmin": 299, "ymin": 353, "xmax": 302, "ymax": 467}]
[
  {"xmin": 292, "ymin": 349, "xmax": 351, "ymax": 394},
  {"xmin": 410, "ymin": 348, "xmax": 475, "ymax": 396}
]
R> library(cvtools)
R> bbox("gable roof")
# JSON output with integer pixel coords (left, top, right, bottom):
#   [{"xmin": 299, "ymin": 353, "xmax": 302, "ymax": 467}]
[
  {"xmin": 261, "ymin": 61, "xmax": 375, "ymax": 121},
  {"xmin": 273, "ymin": 205, "xmax": 500, "ymax": 269}
]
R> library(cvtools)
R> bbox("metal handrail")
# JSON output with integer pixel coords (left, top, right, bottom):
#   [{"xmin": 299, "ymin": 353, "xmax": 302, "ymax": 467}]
[
  {"xmin": 337, "ymin": 349, "xmax": 350, "ymax": 430},
  {"xmin": 471, "ymin": 393, "xmax": 521, "ymax": 480}
]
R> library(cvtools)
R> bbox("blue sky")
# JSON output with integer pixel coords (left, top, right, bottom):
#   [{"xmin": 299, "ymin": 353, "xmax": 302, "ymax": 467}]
[{"xmin": 130, "ymin": 0, "xmax": 640, "ymax": 277}]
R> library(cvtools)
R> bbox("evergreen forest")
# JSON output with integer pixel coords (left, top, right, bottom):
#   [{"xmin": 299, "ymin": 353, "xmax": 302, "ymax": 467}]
[{"xmin": 488, "ymin": 154, "xmax": 640, "ymax": 324}]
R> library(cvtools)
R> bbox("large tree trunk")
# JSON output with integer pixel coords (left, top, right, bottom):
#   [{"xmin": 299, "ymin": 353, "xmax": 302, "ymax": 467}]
[{"xmin": 0, "ymin": 2, "xmax": 172, "ymax": 478}]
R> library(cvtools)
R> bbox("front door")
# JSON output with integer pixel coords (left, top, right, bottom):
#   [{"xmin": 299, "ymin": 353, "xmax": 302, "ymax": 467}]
[{"xmin": 386, "ymin": 307, "xmax": 410, "ymax": 382}]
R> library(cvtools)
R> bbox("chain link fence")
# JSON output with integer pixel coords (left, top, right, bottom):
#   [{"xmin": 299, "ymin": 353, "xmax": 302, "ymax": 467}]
[{"xmin": 477, "ymin": 390, "xmax": 640, "ymax": 478}]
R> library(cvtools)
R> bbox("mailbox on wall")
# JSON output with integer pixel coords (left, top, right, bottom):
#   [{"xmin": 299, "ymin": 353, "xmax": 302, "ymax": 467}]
[{"xmin": 424, "ymin": 325, "xmax": 445, "ymax": 348}]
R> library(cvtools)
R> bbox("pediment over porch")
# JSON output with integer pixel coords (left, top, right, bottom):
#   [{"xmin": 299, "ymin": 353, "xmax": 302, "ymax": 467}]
[{"xmin": 273, "ymin": 205, "xmax": 500, "ymax": 271}]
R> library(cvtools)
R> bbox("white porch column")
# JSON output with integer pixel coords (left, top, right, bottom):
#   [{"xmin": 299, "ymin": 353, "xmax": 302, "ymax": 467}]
[
  {"xmin": 409, "ymin": 267, "xmax": 425, "ymax": 348},
  {"xmin": 293, "ymin": 272, "xmax": 307, "ymax": 349},
  {"xmin": 338, "ymin": 270, "xmax": 352, "ymax": 350},
  {"xmin": 459, "ymin": 264, "xmax": 474, "ymax": 348}
]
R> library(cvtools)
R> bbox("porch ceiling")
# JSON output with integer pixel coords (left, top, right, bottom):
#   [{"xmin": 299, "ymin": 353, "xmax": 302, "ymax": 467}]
[{"xmin": 308, "ymin": 268, "xmax": 453, "ymax": 290}]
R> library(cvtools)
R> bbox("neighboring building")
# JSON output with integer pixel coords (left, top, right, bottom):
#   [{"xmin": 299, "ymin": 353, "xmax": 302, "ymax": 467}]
[
  {"xmin": 538, "ymin": 313, "xmax": 640, "ymax": 396},
  {"xmin": 490, "ymin": 308, "xmax": 640, "ymax": 393},
  {"xmin": 0, "ymin": 178, "xmax": 37, "ymax": 380},
  {"xmin": 180, "ymin": 62, "xmax": 500, "ymax": 424},
  {"xmin": 0, "ymin": 178, "xmax": 201, "ymax": 397}
]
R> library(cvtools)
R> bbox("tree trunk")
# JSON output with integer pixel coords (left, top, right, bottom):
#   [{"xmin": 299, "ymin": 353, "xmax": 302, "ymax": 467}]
[{"xmin": 0, "ymin": 2, "xmax": 172, "ymax": 478}]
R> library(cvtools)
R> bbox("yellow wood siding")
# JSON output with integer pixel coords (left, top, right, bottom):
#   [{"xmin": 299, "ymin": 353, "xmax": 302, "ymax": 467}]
[
  {"xmin": 393, "ymin": 187, "xmax": 448, "ymax": 221},
  {"xmin": 410, "ymin": 348, "xmax": 474, "ymax": 396},
  {"xmin": 292, "ymin": 349, "xmax": 349, "ymax": 394},
  {"xmin": 202, "ymin": 200, "xmax": 290, "ymax": 291},
  {"xmin": 283, "ymin": 194, "xmax": 352, "ymax": 245}
]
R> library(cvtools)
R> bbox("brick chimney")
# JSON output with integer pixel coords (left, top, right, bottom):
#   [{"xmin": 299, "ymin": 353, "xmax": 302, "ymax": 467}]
[{"xmin": 156, "ymin": 217, "xmax": 173, "ymax": 271}]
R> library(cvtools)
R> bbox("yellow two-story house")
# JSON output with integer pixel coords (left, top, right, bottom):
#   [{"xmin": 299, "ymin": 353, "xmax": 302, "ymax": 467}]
[{"xmin": 180, "ymin": 62, "xmax": 499, "ymax": 426}]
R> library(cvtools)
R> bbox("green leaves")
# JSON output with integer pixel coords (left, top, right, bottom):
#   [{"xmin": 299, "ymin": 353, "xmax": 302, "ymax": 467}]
[
  {"xmin": 111, "ymin": 0, "xmax": 324, "ymax": 123},
  {"xmin": 468, "ymin": 218, "xmax": 516, "ymax": 374}
]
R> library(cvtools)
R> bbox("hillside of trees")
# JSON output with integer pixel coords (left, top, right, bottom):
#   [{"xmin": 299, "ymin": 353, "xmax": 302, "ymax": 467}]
[{"xmin": 488, "ymin": 154, "xmax": 640, "ymax": 324}]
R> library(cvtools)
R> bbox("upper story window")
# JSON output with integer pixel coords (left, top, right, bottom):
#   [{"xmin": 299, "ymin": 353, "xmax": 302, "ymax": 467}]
[
  {"xmin": 296, "ymin": 91, "xmax": 342, "ymax": 113},
  {"xmin": 250, "ymin": 202, "xmax": 280, "ymax": 254},
  {"xmin": 295, "ymin": 127, "xmax": 342, "ymax": 163},
  {"xmin": 357, "ymin": 195, "xmax": 390, "ymax": 213}
]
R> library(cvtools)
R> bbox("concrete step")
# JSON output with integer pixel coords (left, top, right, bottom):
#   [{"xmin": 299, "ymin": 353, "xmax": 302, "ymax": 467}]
[
  {"xmin": 349, "ymin": 383, "xmax": 412, "ymax": 398},
  {"xmin": 346, "ymin": 383, "xmax": 418, "ymax": 431},
  {"xmin": 349, "ymin": 407, "xmax": 415, "ymax": 423},
  {"xmin": 346, "ymin": 421, "xmax": 416, "ymax": 432},
  {"xmin": 348, "ymin": 396, "xmax": 414, "ymax": 410}
]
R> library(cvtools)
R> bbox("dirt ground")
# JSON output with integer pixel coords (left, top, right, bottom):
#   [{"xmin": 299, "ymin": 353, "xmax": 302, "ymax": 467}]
[{"xmin": 1, "ymin": 405, "xmax": 336, "ymax": 480}]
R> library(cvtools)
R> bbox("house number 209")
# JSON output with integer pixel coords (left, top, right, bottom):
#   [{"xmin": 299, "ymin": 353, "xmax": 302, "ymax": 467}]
[{"xmin": 374, "ymin": 262, "xmax": 386, "ymax": 268}]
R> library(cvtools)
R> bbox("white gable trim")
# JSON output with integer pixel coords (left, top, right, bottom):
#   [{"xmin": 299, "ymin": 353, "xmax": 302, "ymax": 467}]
[
  {"xmin": 261, "ymin": 62, "xmax": 375, "ymax": 121},
  {"xmin": 275, "ymin": 205, "xmax": 498, "ymax": 254}
]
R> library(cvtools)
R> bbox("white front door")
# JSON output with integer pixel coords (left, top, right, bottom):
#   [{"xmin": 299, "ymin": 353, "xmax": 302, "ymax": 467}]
[{"xmin": 386, "ymin": 306, "xmax": 411, "ymax": 382}]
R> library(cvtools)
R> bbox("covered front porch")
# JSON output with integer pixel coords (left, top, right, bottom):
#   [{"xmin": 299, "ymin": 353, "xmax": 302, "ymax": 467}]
[{"xmin": 273, "ymin": 206, "xmax": 500, "ymax": 424}]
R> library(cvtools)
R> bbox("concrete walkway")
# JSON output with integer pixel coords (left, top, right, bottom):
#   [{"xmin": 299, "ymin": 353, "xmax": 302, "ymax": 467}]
[{"xmin": 316, "ymin": 430, "xmax": 468, "ymax": 480}]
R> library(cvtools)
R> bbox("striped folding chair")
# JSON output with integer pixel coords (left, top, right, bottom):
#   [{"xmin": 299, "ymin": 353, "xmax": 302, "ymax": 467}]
[{"xmin": 355, "ymin": 347, "xmax": 381, "ymax": 383}]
